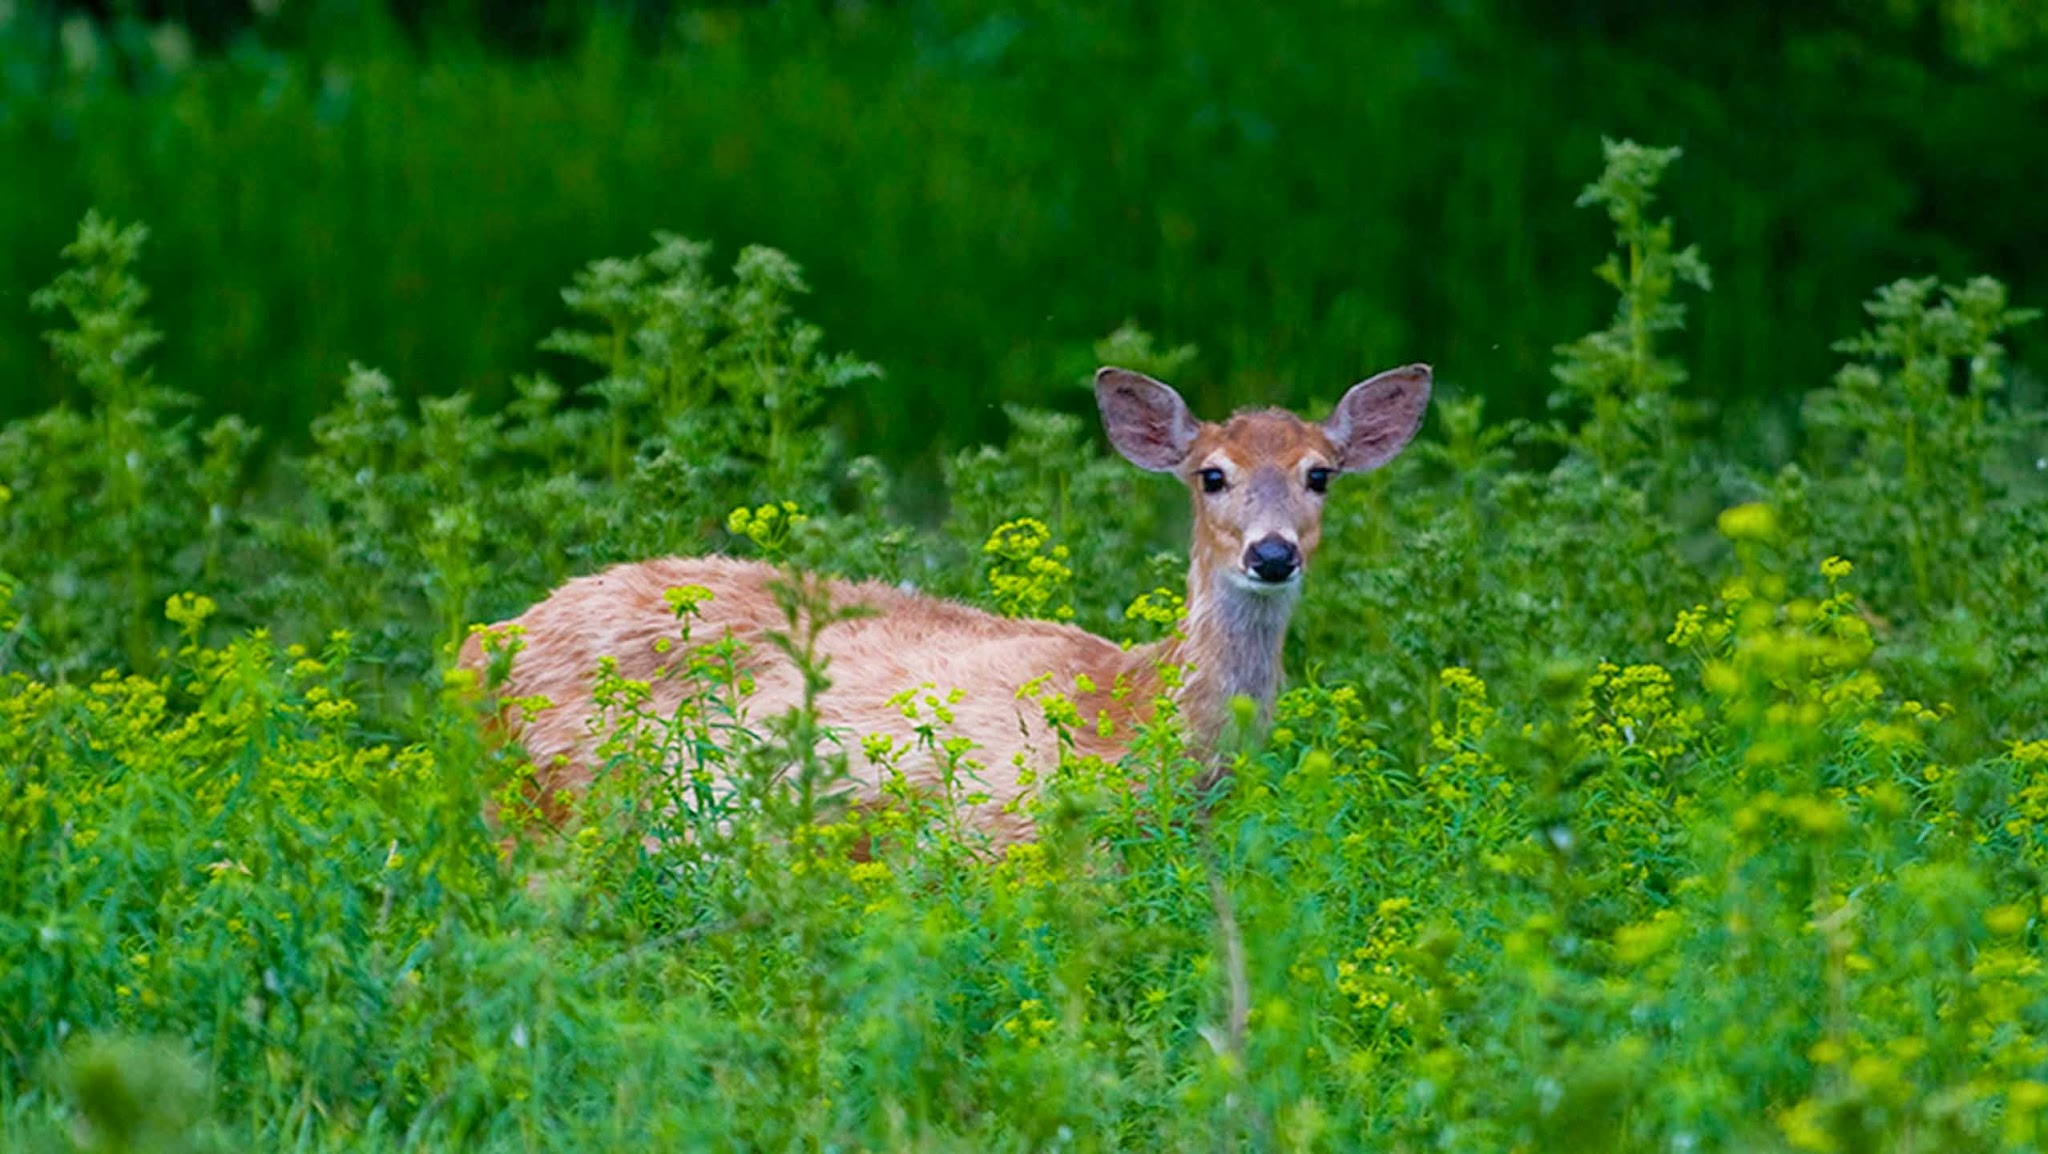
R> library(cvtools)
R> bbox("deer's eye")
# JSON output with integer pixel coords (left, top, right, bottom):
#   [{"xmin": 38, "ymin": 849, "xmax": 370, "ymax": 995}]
[
  {"xmin": 1306, "ymin": 466, "xmax": 1332, "ymax": 494},
  {"xmin": 1199, "ymin": 468, "xmax": 1227, "ymax": 494}
]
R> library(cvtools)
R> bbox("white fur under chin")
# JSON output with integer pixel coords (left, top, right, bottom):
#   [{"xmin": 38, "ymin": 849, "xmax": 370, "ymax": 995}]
[
  {"xmin": 1187, "ymin": 567, "xmax": 1303, "ymax": 713},
  {"xmin": 1224, "ymin": 568, "xmax": 1304, "ymax": 598}
]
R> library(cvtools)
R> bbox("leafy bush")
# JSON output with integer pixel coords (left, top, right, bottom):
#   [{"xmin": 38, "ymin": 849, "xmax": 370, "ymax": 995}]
[
  {"xmin": 3, "ymin": 141, "xmax": 2046, "ymax": 1151},
  {"xmin": 7, "ymin": 1, "xmax": 2047, "ymax": 460}
]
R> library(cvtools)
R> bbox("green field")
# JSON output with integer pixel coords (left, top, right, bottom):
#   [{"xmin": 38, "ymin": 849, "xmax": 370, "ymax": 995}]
[
  {"xmin": 4, "ymin": 1, "xmax": 2046, "ymax": 462},
  {"xmin": 5, "ymin": 4, "xmax": 2048, "ymax": 1151}
]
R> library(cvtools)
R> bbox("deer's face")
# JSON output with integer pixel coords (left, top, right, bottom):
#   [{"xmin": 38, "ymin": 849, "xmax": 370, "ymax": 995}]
[
  {"xmin": 1096, "ymin": 364, "xmax": 1432, "ymax": 593},
  {"xmin": 1182, "ymin": 412, "xmax": 1340, "ymax": 591}
]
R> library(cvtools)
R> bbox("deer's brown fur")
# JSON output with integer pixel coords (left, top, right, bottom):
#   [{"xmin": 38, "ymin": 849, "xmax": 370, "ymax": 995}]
[{"xmin": 460, "ymin": 364, "xmax": 1431, "ymax": 845}]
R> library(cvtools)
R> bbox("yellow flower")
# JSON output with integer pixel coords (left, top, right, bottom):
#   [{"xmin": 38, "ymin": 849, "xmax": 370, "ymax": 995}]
[
  {"xmin": 1431, "ymin": 667, "xmax": 1496, "ymax": 753},
  {"xmin": 662, "ymin": 583, "xmax": 715, "ymax": 618},
  {"xmin": 165, "ymin": 592, "xmax": 217, "ymax": 630},
  {"xmin": 1986, "ymin": 904, "xmax": 2029, "ymax": 937},
  {"xmin": 727, "ymin": 502, "xmax": 807, "ymax": 556},
  {"xmin": 1667, "ymin": 604, "xmax": 1709, "ymax": 648},
  {"xmin": 984, "ymin": 518, "xmax": 1073, "ymax": 620},
  {"xmin": 2011, "ymin": 1081, "xmax": 2048, "ymax": 1111},
  {"xmin": 1716, "ymin": 502, "xmax": 1778, "ymax": 543},
  {"xmin": 1775, "ymin": 1098, "xmax": 1838, "ymax": 1153},
  {"xmin": 1613, "ymin": 909, "xmax": 1681, "ymax": 967},
  {"xmin": 1124, "ymin": 586, "xmax": 1185, "ymax": 630}
]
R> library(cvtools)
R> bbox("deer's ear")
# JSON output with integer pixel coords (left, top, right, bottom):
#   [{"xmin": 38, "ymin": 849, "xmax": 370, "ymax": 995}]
[
  {"xmin": 1322, "ymin": 364, "xmax": 1431, "ymax": 473},
  {"xmin": 1096, "ymin": 367, "xmax": 1200, "ymax": 471}
]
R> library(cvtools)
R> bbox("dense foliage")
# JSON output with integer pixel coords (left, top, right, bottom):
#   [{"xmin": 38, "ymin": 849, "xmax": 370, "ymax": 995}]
[
  {"xmin": 4, "ymin": 1, "xmax": 2046, "ymax": 462},
  {"xmin": 3, "ymin": 141, "xmax": 2047, "ymax": 1151}
]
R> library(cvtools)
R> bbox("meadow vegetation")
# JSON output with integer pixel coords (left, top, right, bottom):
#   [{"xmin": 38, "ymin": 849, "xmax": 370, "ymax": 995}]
[
  {"xmin": 5, "ymin": 1, "xmax": 2047, "ymax": 460},
  {"xmin": 3, "ymin": 140, "xmax": 2048, "ymax": 1151}
]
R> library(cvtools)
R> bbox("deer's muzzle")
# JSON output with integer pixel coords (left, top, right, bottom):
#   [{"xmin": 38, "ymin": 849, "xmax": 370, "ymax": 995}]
[{"xmin": 1243, "ymin": 535, "xmax": 1301, "ymax": 584}]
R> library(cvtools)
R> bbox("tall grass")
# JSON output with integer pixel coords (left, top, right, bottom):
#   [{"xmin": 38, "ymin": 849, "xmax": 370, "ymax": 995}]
[
  {"xmin": 3, "ymin": 139, "xmax": 2047, "ymax": 1150},
  {"xmin": 3, "ymin": 2, "xmax": 2044, "ymax": 466}
]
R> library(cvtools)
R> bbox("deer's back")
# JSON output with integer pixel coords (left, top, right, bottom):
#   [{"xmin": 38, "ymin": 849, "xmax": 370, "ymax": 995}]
[{"xmin": 464, "ymin": 556, "xmax": 1152, "ymax": 839}]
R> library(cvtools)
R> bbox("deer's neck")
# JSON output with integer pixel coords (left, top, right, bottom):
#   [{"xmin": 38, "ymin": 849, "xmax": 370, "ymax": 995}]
[{"xmin": 1157, "ymin": 564, "xmax": 1299, "ymax": 747}]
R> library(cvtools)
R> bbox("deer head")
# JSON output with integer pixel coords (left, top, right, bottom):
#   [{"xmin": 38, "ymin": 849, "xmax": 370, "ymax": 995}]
[{"xmin": 1095, "ymin": 364, "xmax": 1432, "ymax": 595}]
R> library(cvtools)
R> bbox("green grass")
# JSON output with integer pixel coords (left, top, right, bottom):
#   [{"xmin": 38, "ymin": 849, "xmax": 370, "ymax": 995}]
[
  {"xmin": 3, "ymin": 2, "xmax": 2045, "ymax": 466},
  {"xmin": 3, "ymin": 139, "xmax": 2048, "ymax": 1151}
]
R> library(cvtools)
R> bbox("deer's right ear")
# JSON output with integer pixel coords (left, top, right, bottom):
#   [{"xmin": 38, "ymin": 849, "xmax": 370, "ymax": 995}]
[
  {"xmin": 1096, "ymin": 367, "xmax": 1199, "ymax": 472},
  {"xmin": 1322, "ymin": 363, "xmax": 1432, "ymax": 473}
]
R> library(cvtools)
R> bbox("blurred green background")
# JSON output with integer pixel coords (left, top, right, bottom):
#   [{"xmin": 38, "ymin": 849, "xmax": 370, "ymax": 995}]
[{"xmin": 2, "ymin": 0, "xmax": 2044, "ymax": 464}]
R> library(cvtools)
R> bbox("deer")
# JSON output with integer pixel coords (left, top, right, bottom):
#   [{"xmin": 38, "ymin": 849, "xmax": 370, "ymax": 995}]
[{"xmin": 460, "ymin": 363, "xmax": 1430, "ymax": 847}]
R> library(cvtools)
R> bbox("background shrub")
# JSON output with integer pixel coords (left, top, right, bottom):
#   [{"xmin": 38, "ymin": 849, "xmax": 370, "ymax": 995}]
[{"xmin": 1, "ymin": 0, "xmax": 2044, "ymax": 465}]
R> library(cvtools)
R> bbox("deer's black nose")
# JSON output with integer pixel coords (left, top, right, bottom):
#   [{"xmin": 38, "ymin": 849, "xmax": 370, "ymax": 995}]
[{"xmin": 1244, "ymin": 536, "xmax": 1301, "ymax": 583}]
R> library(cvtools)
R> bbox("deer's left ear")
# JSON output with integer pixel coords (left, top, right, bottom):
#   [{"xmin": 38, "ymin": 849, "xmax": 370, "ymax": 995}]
[
  {"xmin": 1322, "ymin": 364, "xmax": 1431, "ymax": 473},
  {"xmin": 1096, "ymin": 367, "xmax": 1201, "ymax": 472}
]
